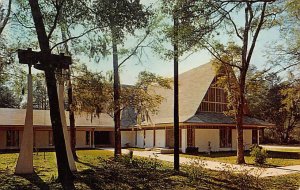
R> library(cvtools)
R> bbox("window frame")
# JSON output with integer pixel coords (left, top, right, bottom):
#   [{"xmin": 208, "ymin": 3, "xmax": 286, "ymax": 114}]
[
  {"xmin": 86, "ymin": 131, "xmax": 90, "ymax": 145},
  {"xmin": 6, "ymin": 130, "xmax": 19, "ymax": 147},
  {"xmin": 49, "ymin": 131, "xmax": 54, "ymax": 146},
  {"xmin": 219, "ymin": 128, "xmax": 232, "ymax": 148}
]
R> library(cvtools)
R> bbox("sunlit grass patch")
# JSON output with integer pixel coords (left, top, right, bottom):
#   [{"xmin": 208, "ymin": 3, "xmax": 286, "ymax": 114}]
[{"xmin": 0, "ymin": 149, "xmax": 299, "ymax": 190}]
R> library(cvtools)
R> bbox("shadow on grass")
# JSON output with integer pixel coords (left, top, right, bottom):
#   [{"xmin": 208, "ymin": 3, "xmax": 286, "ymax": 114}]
[
  {"xmin": 17, "ymin": 172, "xmax": 50, "ymax": 190},
  {"xmin": 267, "ymin": 151, "xmax": 300, "ymax": 159},
  {"xmin": 76, "ymin": 159, "xmax": 98, "ymax": 169},
  {"xmin": 183, "ymin": 151, "xmax": 247, "ymax": 158}
]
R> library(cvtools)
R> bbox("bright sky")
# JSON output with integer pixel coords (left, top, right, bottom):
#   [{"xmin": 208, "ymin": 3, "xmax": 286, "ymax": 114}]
[
  {"xmin": 82, "ymin": 0, "xmax": 281, "ymax": 85},
  {"xmin": 5, "ymin": 0, "xmax": 282, "ymax": 85},
  {"xmin": 85, "ymin": 27, "xmax": 280, "ymax": 85}
]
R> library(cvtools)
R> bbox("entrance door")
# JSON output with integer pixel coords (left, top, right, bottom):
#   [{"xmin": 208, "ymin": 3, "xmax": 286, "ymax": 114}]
[
  {"xmin": 166, "ymin": 129, "xmax": 174, "ymax": 148},
  {"xmin": 252, "ymin": 129, "xmax": 258, "ymax": 144},
  {"xmin": 94, "ymin": 131, "xmax": 112, "ymax": 146},
  {"xmin": 187, "ymin": 127, "xmax": 194, "ymax": 147}
]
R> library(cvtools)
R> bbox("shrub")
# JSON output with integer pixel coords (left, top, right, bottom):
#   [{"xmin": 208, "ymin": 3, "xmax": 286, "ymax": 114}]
[
  {"xmin": 250, "ymin": 145, "xmax": 268, "ymax": 165},
  {"xmin": 185, "ymin": 158, "xmax": 208, "ymax": 181},
  {"xmin": 220, "ymin": 163, "xmax": 265, "ymax": 189}
]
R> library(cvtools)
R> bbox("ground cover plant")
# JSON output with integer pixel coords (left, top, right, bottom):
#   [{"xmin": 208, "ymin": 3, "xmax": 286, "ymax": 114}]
[{"xmin": 0, "ymin": 150, "xmax": 299, "ymax": 189}]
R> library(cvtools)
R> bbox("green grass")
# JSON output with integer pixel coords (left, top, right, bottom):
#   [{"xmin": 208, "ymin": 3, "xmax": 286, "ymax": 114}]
[
  {"xmin": 180, "ymin": 150, "xmax": 300, "ymax": 167},
  {"xmin": 0, "ymin": 150, "xmax": 299, "ymax": 190},
  {"xmin": 126, "ymin": 147, "xmax": 148, "ymax": 151}
]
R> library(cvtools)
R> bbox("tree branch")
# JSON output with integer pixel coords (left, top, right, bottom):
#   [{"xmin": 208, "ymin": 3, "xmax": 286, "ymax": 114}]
[
  {"xmin": 47, "ymin": 1, "xmax": 64, "ymax": 40},
  {"xmin": 203, "ymin": 39, "xmax": 242, "ymax": 70},
  {"xmin": 246, "ymin": 2, "xmax": 267, "ymax": 64},
  {"xmin": 12, "ymin": 13, "xmax": 36, "ymax": 29},
  {"xmin": 50, "ymin": 27, "xmax": 99, "ymax": 51},
  {"xmin": 217, "ymin": 3, "xmax": 243, "ymax": 40},
  {"xmin": 118, "ymin": 31, "xmax": 150, "ymax": 68},
  {"xmin": 0, "ymin": 0, "xmax": 12, "ymax": 35}
]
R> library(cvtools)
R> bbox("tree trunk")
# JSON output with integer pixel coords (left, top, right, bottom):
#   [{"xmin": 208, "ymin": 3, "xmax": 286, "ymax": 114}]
[
  {"xmin": 112, "ymin": 29, "xmax": 121, "ymax": 157},
  {"xmin": 236, "ymin": 82, "xmax": 245, "ymax": 164},
  {"xmin": 68, "ymin": 79, "xmax": 78, "ymax": 160},
  {"xmin": 28, "ymin": 1, "xmax": 74, "ymax": 189},
  {"xmin": 173, "ymin": 14, "xmax": 180, "ymax": 172},
  {"xmin": 0, "ymin": 0, "xmax": 12, "ymax": 36}
]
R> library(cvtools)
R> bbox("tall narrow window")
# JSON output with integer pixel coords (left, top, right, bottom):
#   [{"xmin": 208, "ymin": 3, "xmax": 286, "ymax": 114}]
[
  {"xmin": 86, "ymin": 131, "xmax": 90, "ymax": 145},
  {"xmin": 197, "ymin": 77, "xmax": 228, "ymax": 113},
  {"xmin": 187, "ymin": 127, "xmax": 194, "ymax": 147},
  {"xmin": 49, "ymin": 131, "xmax": 53, "ymax": 146},
  {"xmin": 252, "ymin": 129, "xmax": 258, "ymax": 144},
  {"xmin": 220, "ymin": 128, "xmax": 232, "ymax": 148},
  {"xmin": 6, "ymin": 130, "xmax": 19, "ymax": 147}
]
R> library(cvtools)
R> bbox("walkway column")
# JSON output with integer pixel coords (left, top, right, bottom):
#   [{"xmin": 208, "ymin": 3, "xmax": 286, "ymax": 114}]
[
  {"xmin": 15, "ymin": 66, "xmax": 34, "ymax": 174},
  {"xmin": 58, "ymin": 79, "xmax": 77, "ymax": 171},
  {"xmin": 181, "ymin": 129, "xmax": 187, "ymax": 153},
  {"xmin": 91, "ymin": 129, "xmax": 95, "ymax": 148}
]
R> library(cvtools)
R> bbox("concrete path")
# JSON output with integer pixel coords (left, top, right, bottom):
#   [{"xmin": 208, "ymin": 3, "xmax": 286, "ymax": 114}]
[
  {"xmin": 101, "ymin": 148, "xmax": 300, "ymax": 178},
  {"xmin": 260, "ymin": 144, "xmax": 300, "ymax": 150}
]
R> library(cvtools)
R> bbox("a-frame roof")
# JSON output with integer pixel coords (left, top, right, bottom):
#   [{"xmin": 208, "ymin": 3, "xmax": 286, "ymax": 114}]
[
  {"xmin": 145, "ymin": 62, "xmax": 272, "ymax": 127},
  {"xmin": 147, "ymin": 62, "xmax": 215, "ymax": 125}
]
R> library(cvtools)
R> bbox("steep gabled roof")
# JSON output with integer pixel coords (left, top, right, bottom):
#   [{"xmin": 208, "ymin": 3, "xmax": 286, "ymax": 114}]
[
  {"xmin": 145, "ymin": 62, "xmax": 272, "ymax": 127},
  {"xmin": 147, "ymin": 62, "xmax": 215, "ymax": 125}
]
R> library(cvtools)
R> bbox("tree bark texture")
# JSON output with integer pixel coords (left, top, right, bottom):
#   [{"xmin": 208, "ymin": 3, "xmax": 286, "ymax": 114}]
[
  {"xmin": 112, "ymin": 28, "xmax": 122, "ymax": 157},
  {"xmin": 28, "ymin": 1, "xmax": 74, "ymax": 189},
  {"xmin": 236, "ymin": 73, "xmax": 246, "ymax": 164},
  {"xmin": 0, "ymin": 0, "xmax": 12, "ymax": 35},
  {"xmin": 173, "ymin": 14, "xmax": 180, "ymax": 172},
  {"xmin": 68, "ymin": 79, "xmax": 78, "ymax": 160}
]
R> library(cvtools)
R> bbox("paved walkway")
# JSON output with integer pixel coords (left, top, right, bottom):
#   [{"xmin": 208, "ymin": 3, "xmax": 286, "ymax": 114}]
[
  {"xmin": 260, "ymin": 144, "xmax": 300, "ymax": 150},
  {"xmin": 101, "ymin": 148, "xmax": 300, "ymax": 178}
]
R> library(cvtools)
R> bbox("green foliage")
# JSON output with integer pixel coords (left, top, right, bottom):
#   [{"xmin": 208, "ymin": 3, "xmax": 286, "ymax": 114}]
[
  {"xmin": 120, "ymin": 71, "xmax": 172, "ymax": 125},
  {"xmin": 246, "ymin": 70, "xmax": 300, "ymax": 143},
  {"xmin": 93, "ymin": 0, "xmax": 151, "ymax": 42},
  {"xmin": 72, "ymin": 64, "xmax": 111, "ymax": 118},
  {"xmin": 155, "ymin": 0, "xmax": 225, "ymax": 59},
  {"xmin": 268, "ymin": 0, "xmax": 300, "ymax": 73},
  {"xmin": 220, "ymin": 163, "xmax": 266, "ymax": 190},
  {"xmin": 184, "ymin": 158, "xmax": 208, "ymax": 181},
  {"xmin": 0, "ymin": 84, "xmax": 20, "ymax": 108},
  {"xmin": 250, "ymin": 145, "xmax": 268, "ymax": 165},
  {"xmin": 31, "ymin": 73, "xmax": 48, "ymax": 110}
]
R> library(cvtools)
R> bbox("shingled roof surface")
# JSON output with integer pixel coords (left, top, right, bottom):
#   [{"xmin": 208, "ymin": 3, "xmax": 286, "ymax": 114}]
[
  {"xmin": 148, "ymin": 62, "xmax": 216, "ymax": 125},
  {"xmin": 145, "ymin": 62, "xmax": 272, "ymax": 127},
  {"xmin": 186, "ymin": 112, "xmax": 273, "ymax": 126},
  {"xmin": 0, "ymin": 108, "xmax": 115, "ymax": 128}
]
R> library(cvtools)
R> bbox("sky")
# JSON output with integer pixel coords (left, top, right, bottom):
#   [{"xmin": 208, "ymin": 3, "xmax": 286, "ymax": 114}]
[
  {"xmin": 79, "ymin": 0, "xmax": 282, "ymax": 85},
  {"xmin": 83, "ymin": 15, "xmax": 281, "ymax": 85},
  {"xmin": 4, "ymin": 0, "xmax": 282, "ymax": 85}
]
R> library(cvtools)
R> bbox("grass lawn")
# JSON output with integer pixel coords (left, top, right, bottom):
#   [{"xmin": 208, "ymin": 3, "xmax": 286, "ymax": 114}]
[
  {"xmin": 0, "ymin": 150, "xmax": 299, "ymax": 189},
  {"xmin": 180, "ymin": 150, "xmax": 300, "ymax": 167}
]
